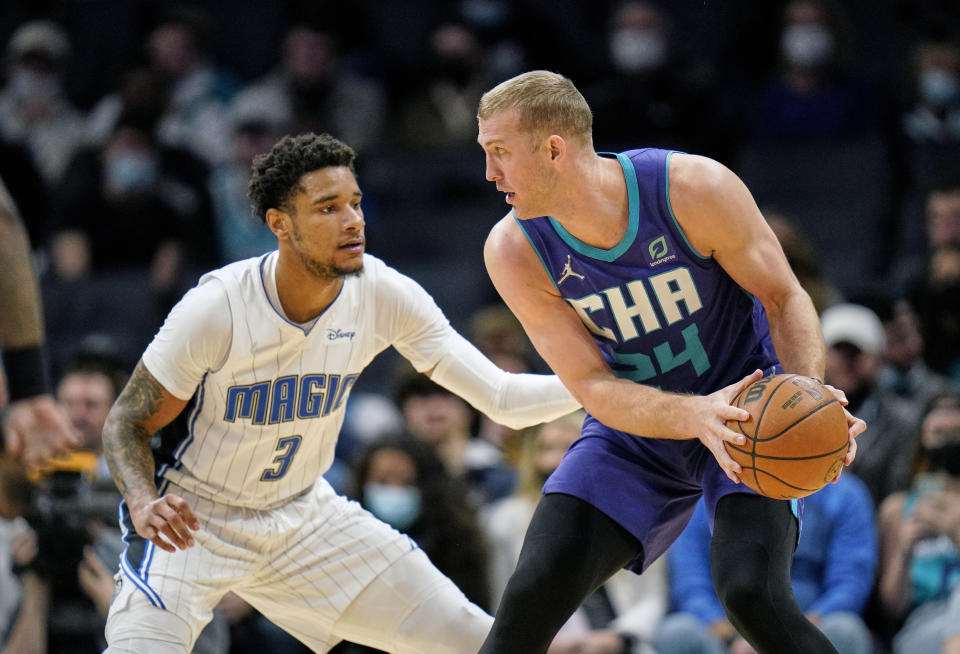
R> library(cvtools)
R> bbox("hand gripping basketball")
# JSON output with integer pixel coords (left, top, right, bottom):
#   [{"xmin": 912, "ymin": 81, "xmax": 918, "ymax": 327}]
[{"xmin": 723, "ymin": 374, "xmax": 850, "ymax": 499}]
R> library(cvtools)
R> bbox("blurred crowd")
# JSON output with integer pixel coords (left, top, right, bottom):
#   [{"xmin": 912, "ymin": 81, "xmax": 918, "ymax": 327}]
[{"xmin": 1, "ymin": 0, "xmax": 960, "ymax": 652}]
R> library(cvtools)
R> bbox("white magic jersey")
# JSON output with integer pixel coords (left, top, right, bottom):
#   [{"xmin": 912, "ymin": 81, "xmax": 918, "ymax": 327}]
[{"xmin": 142, "ymin": 251, "xmax": 452, "ymax": 508}]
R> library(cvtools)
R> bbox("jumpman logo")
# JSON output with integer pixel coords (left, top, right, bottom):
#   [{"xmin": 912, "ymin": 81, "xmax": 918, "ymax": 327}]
[{"xmin": 557, "ymin": 254, "xmax": 585, "ymax": 285}]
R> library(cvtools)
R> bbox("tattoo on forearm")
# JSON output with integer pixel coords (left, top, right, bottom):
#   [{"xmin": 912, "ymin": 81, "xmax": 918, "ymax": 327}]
[{"xmin": 103, "ymin": 361, "xmax": 164, "ymax": 504}]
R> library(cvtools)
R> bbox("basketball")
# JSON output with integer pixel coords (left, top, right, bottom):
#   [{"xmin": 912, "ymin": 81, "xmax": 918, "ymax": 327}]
[{"xmin": 723, "ymin": 374, "xmax": 848, "ymax": 499}]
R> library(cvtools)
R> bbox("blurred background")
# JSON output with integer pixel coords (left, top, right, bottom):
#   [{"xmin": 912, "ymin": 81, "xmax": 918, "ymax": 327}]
[{"xmin": 2, "ymin": 1, "xmax": 960, "ymax": 653}]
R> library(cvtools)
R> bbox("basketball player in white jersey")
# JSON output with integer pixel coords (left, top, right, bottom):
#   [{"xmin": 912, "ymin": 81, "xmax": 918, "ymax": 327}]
[{"xmin": 100, "ymin": 132, "xmax": 580, "ymax": 654}]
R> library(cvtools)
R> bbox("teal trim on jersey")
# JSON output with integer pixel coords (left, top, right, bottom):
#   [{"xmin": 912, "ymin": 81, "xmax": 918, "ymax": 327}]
[
  {"xmin": 546, "ymin": 152, "xmax": 639, "ymax": 262},
  {"xmin": 514, "ymin": 211, "xmax": 561, "ymax": 292},
  {"xmin": 790, "ymin": 497, "xmax": 802, "ymax": 541},
  {"xmin": 663, "ymin": 151, "xmax": 710, "ymax": 261}
]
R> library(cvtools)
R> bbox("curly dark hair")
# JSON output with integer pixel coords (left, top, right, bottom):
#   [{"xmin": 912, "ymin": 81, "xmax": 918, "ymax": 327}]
[{"xmin": 248, "ymin": 132, "xmax": 356, "ymax": 223}]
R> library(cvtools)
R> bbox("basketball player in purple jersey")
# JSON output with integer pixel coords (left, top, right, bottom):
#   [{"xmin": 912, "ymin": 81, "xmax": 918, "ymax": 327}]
[{"xmin": 475, "ymin": 71, "xmax": 867, "ymax": 654}]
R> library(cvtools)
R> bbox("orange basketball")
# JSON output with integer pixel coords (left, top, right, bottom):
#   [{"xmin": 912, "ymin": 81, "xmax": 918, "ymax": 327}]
[{"xmin": 723, "ymin": 374, "xmax": 848, "ymax": 499}]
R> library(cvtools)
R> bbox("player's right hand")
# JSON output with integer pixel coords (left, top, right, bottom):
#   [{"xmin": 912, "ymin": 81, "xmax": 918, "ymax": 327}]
[
  {"xmin": 687, "ymin": 369, "xmax": 763, "ymax": 483},
  {"xmin": 130, "ymin": 494, "xmax": 201, "ymax": 553}
]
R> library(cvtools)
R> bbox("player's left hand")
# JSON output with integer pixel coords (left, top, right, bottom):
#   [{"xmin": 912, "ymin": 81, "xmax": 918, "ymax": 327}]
[
  {"xmin": 822, "ymin": 384, "xmax": 866, "ymax": 481},
  {"xmin": 3, "ymin": 395, "xmax": 82, "ymax": 469}
]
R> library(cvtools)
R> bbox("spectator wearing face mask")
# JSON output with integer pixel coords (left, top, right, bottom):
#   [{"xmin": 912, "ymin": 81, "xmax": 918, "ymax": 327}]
[
  {"xmin": 47, "ymin": 109, "xmax": 215, "ymax": 292},
  {"xmin": 0, "ymin": 20, "xmax": 85, "ymax": 189},
  {"xmin": 348, "ymin": 437, "xmax": 491, "ymax": 610},
  {"xmin": 585, "ymin": 1, "xmax": 720, "ymax": 155},
  {"xmin": 333, "ymin": 437, "xmax": 490, "ymax": 654},
  {"xmin": 744, "ymin": 0, "xmax": 881, "ymax": 145},
  {"xmin": 876, "ymin": 392, "xmax": 960, "ymax": 653},
  {"xmin": 903, "ymin": 41, "xmax": 960, "ymax": 145},
  {"xmin": 393, "ymin": 368, "xmax": 516, "ymax": 508}
]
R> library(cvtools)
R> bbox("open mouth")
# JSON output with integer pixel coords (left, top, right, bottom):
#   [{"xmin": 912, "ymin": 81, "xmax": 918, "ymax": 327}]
[{"xmin": 339, "ymin": 239, "xmax": 364, "ymax": 252}]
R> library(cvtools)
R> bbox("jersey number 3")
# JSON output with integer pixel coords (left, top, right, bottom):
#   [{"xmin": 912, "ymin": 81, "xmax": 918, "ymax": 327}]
[{"xmin": 261, "ymin": 435, "xmax": 302, "ymax": 481}]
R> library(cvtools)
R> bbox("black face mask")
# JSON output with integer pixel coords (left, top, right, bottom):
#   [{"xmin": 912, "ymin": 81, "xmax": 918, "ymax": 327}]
[{"xmin": 925, "ymin": 442, "xmax": 960, "ymax": 476}]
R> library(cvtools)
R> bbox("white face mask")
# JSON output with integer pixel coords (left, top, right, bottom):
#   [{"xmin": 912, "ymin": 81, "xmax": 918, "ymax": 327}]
[
  {"xmin": 781, "ymin": 23, "xmax": 835, "ymax": 69},
  {"xmin": 8, "ymin": 68, "xmax": 61, "ymax": 103},
  {"xmin": 364, "ymin": 482, "xmax": 422, "ymax": 530},
  {"xmin": 610, "ymin": 28, "xmax": 667, "ymax": 74},
  {"xmin": 920, "ymin": 68, "xmax": 960, "ymax": 108},
  {"xmin": 103, "ymin": 152, "xmax": 159, "ymax": 196}
]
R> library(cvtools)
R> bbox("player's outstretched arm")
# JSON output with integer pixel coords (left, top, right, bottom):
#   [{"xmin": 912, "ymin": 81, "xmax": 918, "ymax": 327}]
[
  {"xmin": 0, "ymin": 179, "xmax": 80, "ymax": 467},
  {"xmin": 425, "ymin": 330, "xmax": 581, "ymax": 430},
  {"xmin": 102, "ymin": 360, "xmax": 199, "ymax": 553}
]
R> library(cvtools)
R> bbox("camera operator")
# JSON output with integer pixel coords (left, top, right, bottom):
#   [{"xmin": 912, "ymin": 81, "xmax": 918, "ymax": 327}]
[{"xmin": 22, "ymin": 350, "xmax": 128, "ymax": 652}]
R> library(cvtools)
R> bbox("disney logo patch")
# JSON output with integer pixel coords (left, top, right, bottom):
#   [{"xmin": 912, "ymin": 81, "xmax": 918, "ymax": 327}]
[{"xmin": 327, "ymin": 328, "xmax": 356, "ymax": 341}]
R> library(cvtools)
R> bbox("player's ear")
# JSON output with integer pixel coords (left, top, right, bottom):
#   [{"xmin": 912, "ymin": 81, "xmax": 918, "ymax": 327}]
[
  {"xmin": 266, "ymin": 208, "xmax": 291, "ymax": 239},
  {"xmin": 547, "ymin": 134, "xmax": 565, "ymax": 162}
]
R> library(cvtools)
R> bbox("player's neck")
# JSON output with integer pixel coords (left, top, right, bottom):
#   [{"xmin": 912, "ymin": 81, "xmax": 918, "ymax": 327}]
[
  {"xmin": 274, "ymin": 255, "xmax": 344, "ymax": 324},
  {"xmin": 550, "ymin": 155, "xmax": 629, "ymax": 249}
]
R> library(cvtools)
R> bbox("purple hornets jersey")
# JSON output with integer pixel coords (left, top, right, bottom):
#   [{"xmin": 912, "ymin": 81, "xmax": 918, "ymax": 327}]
[
  {"xmin": 525, "ymin": 149, "xmax": 789, "ymax": 571},
  {"xmin": 517, "ymin": 148, "xmax": 780, "ymax": 396}
]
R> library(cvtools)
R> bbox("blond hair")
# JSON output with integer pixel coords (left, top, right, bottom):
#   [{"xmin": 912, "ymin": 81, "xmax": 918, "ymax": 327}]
[
  {"xmin": 514, "ymin": 409, "xmax": 586, "ymax": 499},
  {"xmin": 477, "ymin": 70, "xmax": 593, "ymax": 146}
]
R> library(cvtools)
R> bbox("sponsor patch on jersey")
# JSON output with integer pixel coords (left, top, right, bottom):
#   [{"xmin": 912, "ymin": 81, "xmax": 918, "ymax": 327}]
[{"xmin": 643, "ymin": 235, "xmax": 678, "ymax": 268}]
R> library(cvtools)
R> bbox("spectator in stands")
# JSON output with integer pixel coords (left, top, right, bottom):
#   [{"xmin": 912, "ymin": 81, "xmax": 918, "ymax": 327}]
[
  {"xmin": 745, "ymin": 0, "xmax": 880, "ymax": 145},
  {"xmin": 349, "ymin": 438, "xmax": 490, "ymax": 610},
  {"xmin": 55, "ymin": 351, "xmax": 128, "ymax": 481},
  {"xmin": 394, "ymin": 367, "xmax": 516, "ymax": 507},
  {"xmin": 328, "ymin": 436, "xmax": 490, "ymax": 654},
  {"xmin": 655, "ymin": 474, "xmax": 877, "ymax": 654},
  {"xmin": 0, "ymin": 20, "xmax": 85, "ymax": 189},
  {"xmin": 48, "ymin": 110, "xmax": 215, "ymax": 292},
  {"xmin": 903, "ymin": 41, "xmax": 960, "ymax": 145},
  {"xmin": 232, "ymin": 24, "xmax": 385, "ymax": 154},
  {"xmin": 912, "ymin": 243, "xmax": 960, "ymax": 381},
  {"xmin": 482, "ymin": 411, "xmax": 667, "ymax": 653},
  {"xmin": 821, "ymin": 303, "xmax": 922, "ymax": 505},
  {"xmin": 84, "ymin": 66, "xmax": 168, "ymax": 148},
  {"xmin": 877, "ymin": 391, "xmax": 960, "ymax": 653},
  {"xmin": 209, "ymin": 93, "xmax": 288, "ymax": 263},
  {"xmin": 0, "ymin": 140, "xmax": 49, "ymax": 251},
  {"xmin": 396, "ymin": 22, "xmax": 495, "ymax": 149},
  {"xmin": 585, "ymin": 1, "xmax": 717, "ymax": 155},
  {"xmin": 892, "ymin": 176, "xmax": 960, "ymax": 295},
  {"xmin": 86, "ymin": 5, "xmax": 240, "ymax": 167},
  {"xmin": 766, "ymin": 211, "xmax": 843, "ymax": 313},
  {"xmin": 896, "ymin": 178, "xmax": 960, "ymax": 381},
  {"xmin": 876, "ymin": 297, "xmax": 958, "ymax": 408},
  {"xmin": 468, "ymin": 303, "xmax": 537, "ymax": 459},
  {"xmin": 147, "ymin": 7, "xmax": 240, "ymax": 165}
]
